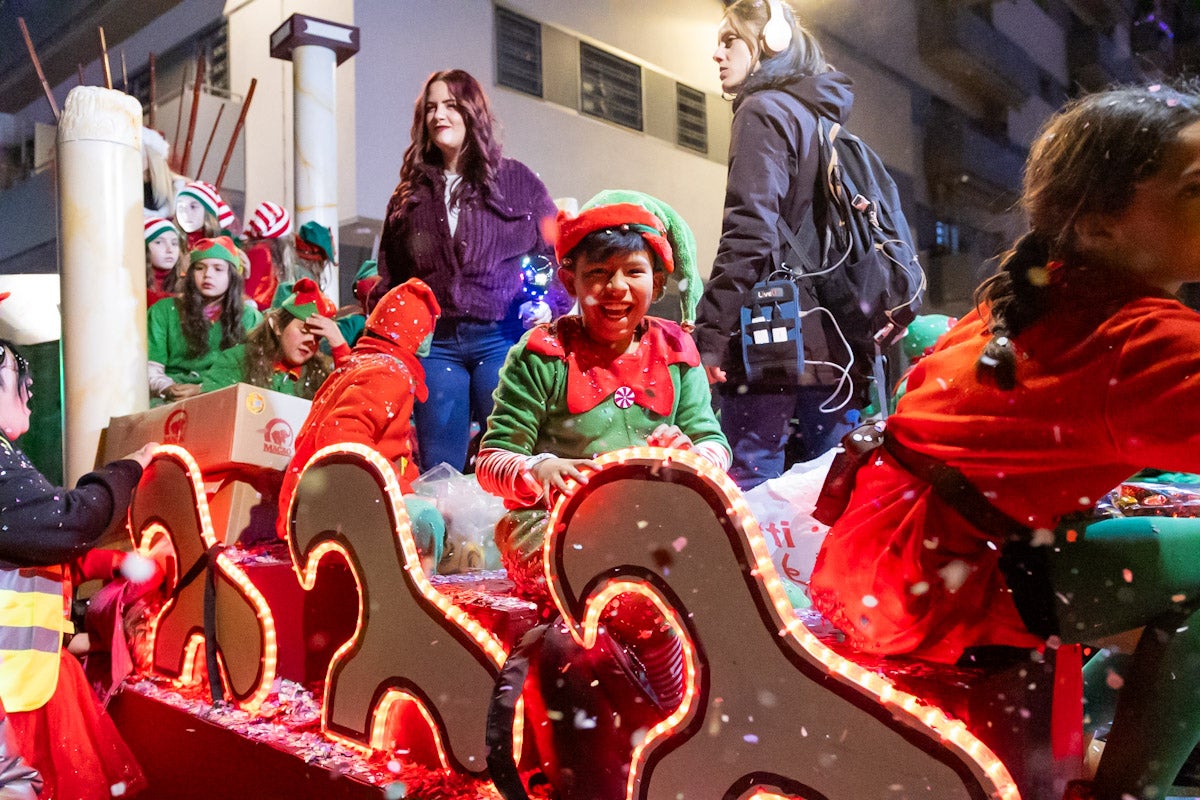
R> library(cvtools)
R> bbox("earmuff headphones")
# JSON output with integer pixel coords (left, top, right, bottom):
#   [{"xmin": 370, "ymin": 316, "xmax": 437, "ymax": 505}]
[{"xmin": 761, "ymin": 0, "xmax": 793, "ymax": 57}]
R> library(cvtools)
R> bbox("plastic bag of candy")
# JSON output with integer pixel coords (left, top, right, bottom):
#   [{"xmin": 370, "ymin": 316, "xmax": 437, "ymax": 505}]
[
  {"xmin": 411, "ymin": 463, "xmax": 505, "ymax": 573},
  {"xmin": 1097, "ymin": 473, "xmax": 1200, "ymax": 519}
]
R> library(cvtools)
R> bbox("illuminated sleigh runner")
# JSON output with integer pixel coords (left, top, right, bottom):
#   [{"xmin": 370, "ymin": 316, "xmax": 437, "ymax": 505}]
[
  {"xmin": 505, "ymin": 447, "xmax": 1081, "ymax": 800},
  {"xmin": 129, "ymin": 440, "xmax": 1076, "ymax": 798}
]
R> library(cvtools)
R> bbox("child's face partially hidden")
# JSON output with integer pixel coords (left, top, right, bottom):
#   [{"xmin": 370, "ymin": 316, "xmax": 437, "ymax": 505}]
[
  {"xmin": 147, "ymin": 231, "xmax": 181, "ymax": 272},
  {"xmin": 561, "ymin": 250, "xmax": 662, "ymax": 353},
  {"xmin": 275, "ymin": 316, "xmax": 319, "ymax": 367}
]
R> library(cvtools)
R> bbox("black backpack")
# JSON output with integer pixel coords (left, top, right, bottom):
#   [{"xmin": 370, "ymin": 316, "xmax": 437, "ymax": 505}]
[{"xmin": 777, "ymin": 114, "xmax": 926, "ymax": 411}]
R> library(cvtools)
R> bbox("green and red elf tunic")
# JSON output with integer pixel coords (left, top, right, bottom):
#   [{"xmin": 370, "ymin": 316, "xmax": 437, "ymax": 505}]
[{"xmin": 478, "ymin": 316, "xmax": 729, "ymax": 505}]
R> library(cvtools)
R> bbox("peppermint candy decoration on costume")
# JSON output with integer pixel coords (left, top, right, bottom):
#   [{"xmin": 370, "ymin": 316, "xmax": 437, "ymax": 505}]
[{"xmin": 613, "ymin": 386, "xmax": 635, "ymax": 409}]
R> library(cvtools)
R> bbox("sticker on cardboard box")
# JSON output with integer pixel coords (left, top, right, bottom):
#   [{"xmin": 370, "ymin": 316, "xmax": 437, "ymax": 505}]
[
  {"xmin": 164, "ymin": 409, "xmax": 188, "ymax": 444},
  {"xmin": 246, "ymin": 392, "xmax": 266, "ymax": 414}
]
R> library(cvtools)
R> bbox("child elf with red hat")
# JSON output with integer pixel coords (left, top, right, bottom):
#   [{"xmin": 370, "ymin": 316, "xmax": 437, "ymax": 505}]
[
  {"xmin": 478, "ymin": 190, "xmax": 727, "ymax": 593},
  {"xmin": 476, "ymin": 191, "xmax": 728, "ymax": 797},
  {"xmin": 147, "ymin": 235, "xmax": 262, "ymax": 403},
  {"xmin": 277, "ymin": 278, "xmax": 442, "ymax": 541},
  {"xmin": 200, "ymin": 277, "xmax": 349, "ymax": 399},
  {"xmin": 143, "ymin": 216, "xmax": 185, "ymax": 308}
]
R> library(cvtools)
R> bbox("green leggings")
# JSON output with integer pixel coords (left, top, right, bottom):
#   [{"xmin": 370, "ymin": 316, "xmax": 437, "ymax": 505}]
[{"xmin": 1050, "ymin": 515, "xmax": 1200, "ymax": 799}]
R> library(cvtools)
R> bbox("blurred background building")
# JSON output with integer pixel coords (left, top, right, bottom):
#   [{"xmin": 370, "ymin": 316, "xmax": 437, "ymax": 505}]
[{"xmin": 2, "ymin": 0, "xmax": 1199, "ymax": 311}]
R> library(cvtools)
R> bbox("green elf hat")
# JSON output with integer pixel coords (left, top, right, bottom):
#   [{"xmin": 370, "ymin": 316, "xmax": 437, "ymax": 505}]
[
  {"xmin": 281, "ymin": 277, "xmax": 336, "ymax": 321},
  {"xmin": 578, "ymin": 189, "xmax": 701, "ymax": 330},
  {"xmin": 189, "ymin": 236, "xmax": 244, "ymax": 274},
  {"xmin": 353, "ymin": 259, "xmax": 381, "ymax": 309},
  {"xmin": 296, "ymin": 221, "xmax": 334, "ymax": 262}
]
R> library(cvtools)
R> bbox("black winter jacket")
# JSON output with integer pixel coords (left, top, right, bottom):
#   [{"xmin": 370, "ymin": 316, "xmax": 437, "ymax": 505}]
[
  {"xmin": 0, "ymin": 434, "xmax": 143, "ymax": 568},
  {"xmin": 694, "ymin": 71, "xmax": 856, "ymax": 387}
]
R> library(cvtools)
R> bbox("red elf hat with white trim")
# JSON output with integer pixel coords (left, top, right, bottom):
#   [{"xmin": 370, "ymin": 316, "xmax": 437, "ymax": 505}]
[{"xmin": 246, "ymin": 201, "xmax": 292, "ymax": 239}]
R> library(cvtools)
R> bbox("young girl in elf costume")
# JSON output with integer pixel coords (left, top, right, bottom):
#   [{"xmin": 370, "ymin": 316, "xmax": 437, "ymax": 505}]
[
  {"xmin": 200, "ymin": 277, "xmax": 348, "ymax": 399},
  {"xmin": 0, "ymin": 293, "xmax": 157, "ymax": 799},
  {"xmin": 143, "ymin": 216, "xmax": 184, "ymax": 308},
  {"xmin": 147, "ymin": 236, "xmax": 262, "ymax": 403},
  {"xmin": 173, "ymin": 180, "xmax": 235, "ymax": 248},
  {"xmin": 809, "ymin": 83, "xmax": 1200, "ymax": 800},
  {"xmin": 276, "ymin": 279, "xmax": 444, "ymax": 564},
  {"xmin": 241, "ymin": 201, "xmax": 293, "ymax": 311}
]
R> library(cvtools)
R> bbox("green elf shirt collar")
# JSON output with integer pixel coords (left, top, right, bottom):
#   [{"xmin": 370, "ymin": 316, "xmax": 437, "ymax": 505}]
[{"xmin": 527, "ymin": 316, "xmax": 700, "ymax": 416}]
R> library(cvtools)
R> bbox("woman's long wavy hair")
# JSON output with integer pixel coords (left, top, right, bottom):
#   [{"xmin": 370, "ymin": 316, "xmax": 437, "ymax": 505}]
[
  {"xmin": 975, "ymin": 83, "xmax": 1200, "ymax": 389},
  {"xmin": 177, "ymin": 258, "xmax": 249, "ymax": 359},
  {"xmin": 394, "ymin": 69, "xmax": 502, "ymax": 208},
  {"xmin": 723, "ymin": 0, "xmax": 829, "ymax": 95},
  {"xmin": 241, "ymin": 309, "xmax": 332, "ymax": 400}
]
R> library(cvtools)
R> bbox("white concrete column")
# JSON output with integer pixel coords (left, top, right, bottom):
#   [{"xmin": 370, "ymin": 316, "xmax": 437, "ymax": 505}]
[
  {"xmin": 292, "ymin": 43, "xmax": 339, "ymax": 303},
  {"xmin": 271, "ymin": 14, "xmax": 359, "ymax": 307},
  {"xmin": 57, "ymin": 86, "xmax": 147, "ymax": 483}
]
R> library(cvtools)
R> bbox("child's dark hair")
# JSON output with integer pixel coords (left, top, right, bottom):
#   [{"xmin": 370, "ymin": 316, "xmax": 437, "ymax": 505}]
[
  {"xmin": 242, "ymin": 309, "xmax": 332, "ymax": 400},
  {"xmin": 724, "ymin": 0, "xmax": 829, "ymax": 95},
  {"xmin": 976, "ymin": 82, "xmax": 1200, "ymax": 389},
  {"xmin": 562, "ymin": 228, "xmax": 665, "ymax": 274},
  {"xmin": 177, "ymin": 259, "xmax": 249, "ymax": 358}
]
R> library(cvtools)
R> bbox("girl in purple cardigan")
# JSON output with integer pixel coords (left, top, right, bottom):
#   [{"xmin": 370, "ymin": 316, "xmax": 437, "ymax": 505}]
[{"xmin": 374, "ymin": 69, "xmax": 569, "ymax": 473}]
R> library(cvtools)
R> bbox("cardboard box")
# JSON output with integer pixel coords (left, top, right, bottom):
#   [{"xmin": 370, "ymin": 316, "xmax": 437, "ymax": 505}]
[{"xmin": 101, "ymin": 383, "xmax": 312, "ymax": 473}]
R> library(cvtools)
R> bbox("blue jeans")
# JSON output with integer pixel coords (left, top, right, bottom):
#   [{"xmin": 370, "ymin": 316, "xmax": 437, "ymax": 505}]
[
  {"xmin": 415, "ymin": 319, "xmax": 522, "ymax": 472},
  {"xmin": 719, "ymin": 384, "xmax": 859, "ymax": 491}
]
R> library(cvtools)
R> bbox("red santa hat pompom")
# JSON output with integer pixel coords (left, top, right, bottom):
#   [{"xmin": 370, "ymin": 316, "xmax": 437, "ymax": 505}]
[{"xmin": 245, "ymin": 201, "xmax": 292, "ymax": 239}]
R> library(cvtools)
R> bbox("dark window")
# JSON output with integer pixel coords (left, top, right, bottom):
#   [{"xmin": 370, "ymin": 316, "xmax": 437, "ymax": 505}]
[
  {"xmin": 676, "ymin": 83, "xmax": 707, "ymax": 153},
  {"xmin": 495, "ymin": 6, "xmax": 543, "ymax": 97},
  {"xmin": 127, "ymin": 23, "xmax": 231, "ymax": 111},
  {"xmin": 580, "ymin": 42, "xmax": 642, "ymax": 131}
]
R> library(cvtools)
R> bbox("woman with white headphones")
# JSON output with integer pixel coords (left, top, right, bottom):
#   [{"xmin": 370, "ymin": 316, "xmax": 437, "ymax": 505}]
[{"xmin": 694, "ymin": 0, "xmax": 859, "ymax": 489}]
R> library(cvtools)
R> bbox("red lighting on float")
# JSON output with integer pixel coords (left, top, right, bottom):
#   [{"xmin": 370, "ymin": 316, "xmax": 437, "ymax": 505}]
[
  {"xmin": 544, "ymin": 446, "xmax": 1021, "ymax": 800},
  {"xmin": 284, "ymin": 442, "xmax": 511, "ymax": 774},
  {"xmin": 130, "ymin": 444, "xmax": 278, "ymax": 713}
]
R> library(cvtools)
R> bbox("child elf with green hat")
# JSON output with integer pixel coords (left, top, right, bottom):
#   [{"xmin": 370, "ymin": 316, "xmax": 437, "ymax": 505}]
[
  {"xmin": 147, "ymin": 235, "xmax": 262, "ymax": 403},
  {"xmin": 476, "ymin": 191, "xmax": 727, "ymax": 797},
  {"xmin": 477, "ymin": 190, "xmax": 727, "ymax": 593},
  {"xmin": 200, "ymin": 277, "xmax": 349, "ymax": 399}
]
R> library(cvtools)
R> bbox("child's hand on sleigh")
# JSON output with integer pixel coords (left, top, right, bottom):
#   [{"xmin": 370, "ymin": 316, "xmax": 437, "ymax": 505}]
[
  {"xmin": 530, "ymin": 456, "xmax": 599, "ymax": 499},
  {"xmin": 646, "ymin": 424, "xmax": 694, "ymax": 451}
]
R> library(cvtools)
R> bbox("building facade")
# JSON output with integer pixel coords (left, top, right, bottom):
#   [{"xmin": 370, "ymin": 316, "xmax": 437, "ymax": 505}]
[{"xmin": 0, "ymin": 0, "xmax": 1196, "ymax": 315}]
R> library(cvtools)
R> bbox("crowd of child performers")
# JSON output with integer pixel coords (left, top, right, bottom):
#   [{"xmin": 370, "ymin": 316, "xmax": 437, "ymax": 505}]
[{"xmin": 143, "ymin": 178, "xmax": 348, "ymax": 405}]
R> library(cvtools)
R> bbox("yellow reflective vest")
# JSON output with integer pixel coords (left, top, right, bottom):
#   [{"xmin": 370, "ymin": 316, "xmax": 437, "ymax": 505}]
[{"xmin": 0, "ymin": 564, "xmax": 69, "ymax": 712}]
